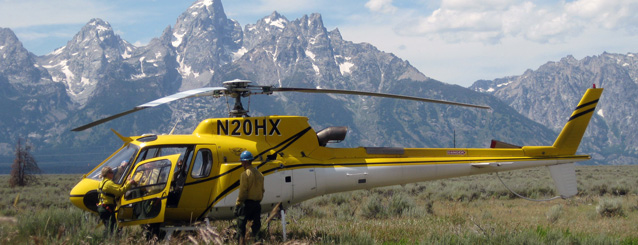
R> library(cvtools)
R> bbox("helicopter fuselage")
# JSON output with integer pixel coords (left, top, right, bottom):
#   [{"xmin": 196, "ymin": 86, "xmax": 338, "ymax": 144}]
[{"xmin": 69, "ymin": 88, "xmax": 602, "ymax": 227}]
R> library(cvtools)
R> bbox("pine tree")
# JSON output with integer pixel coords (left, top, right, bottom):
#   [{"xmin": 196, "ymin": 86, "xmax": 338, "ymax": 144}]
[{"xmin": 9, "ymin": 138, "xmax": 41, "ymax": 187}]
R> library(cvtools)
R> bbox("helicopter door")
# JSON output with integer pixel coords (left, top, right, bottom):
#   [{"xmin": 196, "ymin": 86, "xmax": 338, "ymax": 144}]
[
  {"xmin": 117, "ymin": 155, "xmax": 178, "ymax": 226},
  {"xmin": 291, "ymin": 168, "xmax": 316, "ymax": 203},
  {"xmin": 176, "ymin": 145, "xmax": 217, "ymax": 214}
]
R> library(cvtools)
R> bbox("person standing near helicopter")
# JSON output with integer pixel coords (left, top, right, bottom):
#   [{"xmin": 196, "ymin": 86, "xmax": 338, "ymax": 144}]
[
  {"xmin": 98, "ymin": 166, "xmax": 136, "ymax": 237},
  {"xmin": 235, "ymin": 150, "xmax": 264, "ymax": 243}
]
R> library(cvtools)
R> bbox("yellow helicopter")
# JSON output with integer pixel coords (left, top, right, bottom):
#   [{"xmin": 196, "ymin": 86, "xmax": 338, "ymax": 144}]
[{"xmin": 69, "ymin": 79, "xmax": 602, "ymax": 232}]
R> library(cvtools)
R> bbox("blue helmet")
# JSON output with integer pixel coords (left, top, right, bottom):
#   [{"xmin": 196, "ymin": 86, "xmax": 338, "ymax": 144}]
[{"xmin": 240, "ymin": 150, "xmax": 254, "ymax": 162}]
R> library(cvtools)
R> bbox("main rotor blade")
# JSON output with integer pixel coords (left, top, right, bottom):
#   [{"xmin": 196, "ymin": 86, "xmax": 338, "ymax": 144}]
[
  {"xmin": 71, "ymin": 87, "xmax": 226, "ymax": 131},
  {"xmin": 272, "ymin": 87, "xmax": 491, "ymax": 109}
]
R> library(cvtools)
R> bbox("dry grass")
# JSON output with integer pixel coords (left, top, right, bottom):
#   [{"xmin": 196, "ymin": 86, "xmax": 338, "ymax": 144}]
[{"xmin": 266, "ymin": 195, "xmax": 638, "ymax": 243}]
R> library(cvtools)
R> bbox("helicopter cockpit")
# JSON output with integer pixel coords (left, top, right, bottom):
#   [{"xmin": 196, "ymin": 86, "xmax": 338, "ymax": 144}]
[{"xmin": 86, "ymin": 143, "xmax": 194, "ymax": 185}]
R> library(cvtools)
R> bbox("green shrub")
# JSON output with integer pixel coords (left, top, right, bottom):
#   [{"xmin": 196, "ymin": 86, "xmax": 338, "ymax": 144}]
[
  {"xmin": 596, "ymin": 198, "xmax": 624, "ymax": 217},
  {"xmin": 610, "ymin": 180, "xmax": 630, "ymax": 196},
  {"xmin": 424, "ymin": 199, "xmax": 434, "ymax": 215},
  {"xmin": 591, "ymin": 183, "xmax": 609, "ymax": 196},
  {"xmin": 388, "ymin": 193, "xmax": 414, "ymax": 217},
  {"xmin": 361, "ymin": 195, "xmax": 387, "ymax": 219},
  {"xmin": 292, "ymin": 202, "xmax": 326, "ymax": 219},
  {"xmin": 334, "ymin": 203, "xmax": 357, "ymax": 221},
  {"xmin": 329, "ymin": 193, "xmax": 350, "ymax": 206},
  {"xmin": 546, "ymin": 204, "xmax": 562, "ymax": 223}
]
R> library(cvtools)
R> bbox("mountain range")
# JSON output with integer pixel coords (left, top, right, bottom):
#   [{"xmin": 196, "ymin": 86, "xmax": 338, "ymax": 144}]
[
  {"xmin": 471, "ymin": 53, "xmax": 638, "ymax": 164},
  {"xmin": 0, "ymin": 0, "xmax": 633, "ymax": 173}
]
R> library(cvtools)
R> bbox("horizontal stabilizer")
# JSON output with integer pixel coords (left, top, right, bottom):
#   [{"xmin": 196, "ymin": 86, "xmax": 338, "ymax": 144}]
[
  {"xmin": 548, "ymin": 163, "xmax": 578, "ymax": 198},
  {"xmin": 490, "ymin": 140, "xmax": 521, "ymax": 148}
]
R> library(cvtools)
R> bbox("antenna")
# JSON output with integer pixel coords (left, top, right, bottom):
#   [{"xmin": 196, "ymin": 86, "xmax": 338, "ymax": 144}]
[{"xmin": 169, "ymin": 118, "xmax": 180, "ymax": 135}]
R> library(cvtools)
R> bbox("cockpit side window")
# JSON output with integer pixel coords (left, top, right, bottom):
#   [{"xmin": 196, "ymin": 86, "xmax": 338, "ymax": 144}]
[
  {"xmin": 191, "ymin": 149, "xmax": 213, "ymax": 178},
  {"xmin": 136, "ymin": 146, "xmax": 188, "ymax": 163},
  {"xmin": 124, "ymin": 159, "xmax": 172, "ymax": 200}
]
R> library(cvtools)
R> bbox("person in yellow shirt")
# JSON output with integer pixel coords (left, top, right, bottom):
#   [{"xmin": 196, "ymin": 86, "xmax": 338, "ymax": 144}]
[
  {"xmin": 235, "ymin": 151, "xmax": 264, "ymax": 243},
  {"xmin": 98, "ymin": 166, "xmax": 136, "ymax": 236}
]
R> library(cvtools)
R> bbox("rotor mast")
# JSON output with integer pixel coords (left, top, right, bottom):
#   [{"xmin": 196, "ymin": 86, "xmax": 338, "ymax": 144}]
[{"xmin": 223, "ymin": 79, "xmax": 274, "ymax": 117}]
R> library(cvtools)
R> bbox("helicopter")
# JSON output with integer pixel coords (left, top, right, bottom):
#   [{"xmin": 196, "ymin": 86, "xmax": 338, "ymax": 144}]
[{"xmin": 69, "ymin": 79, "xmax": 602, "ymax": 232}]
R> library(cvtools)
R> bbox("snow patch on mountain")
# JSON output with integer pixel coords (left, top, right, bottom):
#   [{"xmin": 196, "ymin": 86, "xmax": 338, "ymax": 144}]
[
  {"xmin": 233, "ymin": 47, "xmax": 247, "ymax": 61},
  {"xmin": 339, "ymin": 61, "xmax": 354, "ymax": 75},
  {"xmin": 265, "ymin": 16, "xmax": 286, "ymax": 29},
  {"xmin": 305, "ymin": 50, "xmax": 316, "ymax": 61},
  {"xmin": 172, "ymin": 32, "xmax": 185, "ymax": 47}
]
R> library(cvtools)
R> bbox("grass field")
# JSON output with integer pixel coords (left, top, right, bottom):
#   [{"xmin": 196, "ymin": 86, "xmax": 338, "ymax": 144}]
[{"xmin": 1, "ymin": 165, "xmax": 637, "ymax": 244}]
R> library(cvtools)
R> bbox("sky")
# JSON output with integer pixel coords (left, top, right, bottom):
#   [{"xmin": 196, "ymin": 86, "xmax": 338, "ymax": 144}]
[{"xmin": 2, "ymin": 0, "xmax": 638, "ymax": 87}]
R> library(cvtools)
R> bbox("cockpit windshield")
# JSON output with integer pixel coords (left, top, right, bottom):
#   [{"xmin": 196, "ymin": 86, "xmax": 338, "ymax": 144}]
[
  {"xmin": 87, "ymin": 144, "xmax": 194, "ymax": 185},
  {"xmin": 87, "ymin": 144, "xmax": 139, "ymax": 183}
]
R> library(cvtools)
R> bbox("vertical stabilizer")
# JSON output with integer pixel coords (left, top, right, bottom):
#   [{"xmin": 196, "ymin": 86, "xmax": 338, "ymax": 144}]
[
  {"xmin": 552, "ymin": 88, "xmax": 603, "ymax": 155},
  {"xmin": 548, "ymin": 163, "xmax": 578, "ymax": 198}
]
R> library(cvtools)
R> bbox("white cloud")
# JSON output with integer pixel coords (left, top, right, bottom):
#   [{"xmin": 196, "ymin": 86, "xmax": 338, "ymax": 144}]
[
  {"xmin": 566, "ymin": 0, "xmax": 638, "ymax": 30},
  {"xmin": 393, "ymin": 0, "xmax": 638, "ymax": 44},
  {"xmin": 340, "ymin": 14, "xmax": 638, "ymax": 86},
  {"xmin": 365, "ymin": 0, "xmax": 398, "ymax": 14},
  {"xmin": 441, "ymin": 0, "xmax": 519, "ymax": 11}
]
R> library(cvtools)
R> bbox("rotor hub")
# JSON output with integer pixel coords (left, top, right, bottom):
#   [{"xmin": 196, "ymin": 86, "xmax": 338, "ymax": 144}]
[{"xmin": 224, "ymin": 79, "xmax": 253, "ymax": 117}]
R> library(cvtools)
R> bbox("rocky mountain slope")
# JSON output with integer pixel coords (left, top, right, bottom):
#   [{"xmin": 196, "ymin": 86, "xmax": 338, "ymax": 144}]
[{"xmin": 0, "ymin": 27, "xmax": 72, "ymax": 157}]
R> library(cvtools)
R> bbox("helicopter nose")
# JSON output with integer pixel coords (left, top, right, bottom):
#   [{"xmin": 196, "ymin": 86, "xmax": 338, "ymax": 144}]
[{"xmin": 69, "ymin": 178, "xmax": 100, "ymax": 213}]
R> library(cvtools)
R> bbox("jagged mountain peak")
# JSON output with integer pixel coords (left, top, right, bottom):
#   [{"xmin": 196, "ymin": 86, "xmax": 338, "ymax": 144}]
[
  {"xmin": 0, "ymin": 28, "xmax": 30, "ymax": 70},
  {"xmin": 329, "ymin": 28, "xmax": 343, "ymax": 41},
  {"xmin": 188, "ymin": 0, "xmax": 224, "ymax": 14},
  {"xmin": 303, "ymin": 13, "xmax": 324, "ymax": 27},
  {"xmin": 242, "ymin": 12, "xmax": 289, "ymax": 51},
  {"xmin": 263, "ymin": 11, "xmax": 289, "ymax": 29},
  {"xmin": 0, "ymin": 27, "xmax": 20, "ymax": 46},
  {"xmin": 0, "ymin": 28, "xmax": 30, "ymax": 60},
  {"xmin": 86, "ymin": 18, "xmax": 112, "ymax": 33},
  {"xmin": 47, "ymin": 18, "xmax": 134, "ymax": 62},
  {"xmin": 0, "ymin": 27, "xmax": 50, "ymax": 84},
  {"xmin": 172, "ymin": 0, "xmax": 237, "ymax": 48},
  {"xmin": 37, "ymin": 18, "xmax": 136, "ymax": 105},
  {"xmin": 73, "ymin": 19, "xmax": 128, "ymax": 51},
  {"xmin": 170, "ymin": 0, "xmax": 242, "ymax": 90}
]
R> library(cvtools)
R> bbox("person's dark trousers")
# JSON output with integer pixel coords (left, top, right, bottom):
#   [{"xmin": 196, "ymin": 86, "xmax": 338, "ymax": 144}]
[
  {"xmin": 236, "ymin": 200, "xmax": 262, "ymax": 241},
  {"xmin": 98, "ymin": 204, "xmax": 117, "ymax": 237}
]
